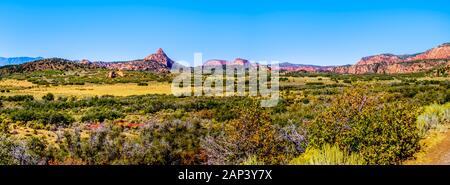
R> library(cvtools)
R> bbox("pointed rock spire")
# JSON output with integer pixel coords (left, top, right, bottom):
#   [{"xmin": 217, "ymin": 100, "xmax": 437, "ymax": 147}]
[
  {"xmin": 144, "ymin": 48, "xmax": 174, "ymax": 68},
  {"xmin": 156, "ymin": 48, "xmax": 165, "ymax": 55}
]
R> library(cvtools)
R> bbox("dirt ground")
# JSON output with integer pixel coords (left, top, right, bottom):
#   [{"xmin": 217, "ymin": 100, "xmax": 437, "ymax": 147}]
[
  {"xmin": 426, "ymin": 131, "xmax": 450, "ymax": 164},
  {"xmin": 410, "ymin": 130, "xmax": 450, "ymax": 165}
]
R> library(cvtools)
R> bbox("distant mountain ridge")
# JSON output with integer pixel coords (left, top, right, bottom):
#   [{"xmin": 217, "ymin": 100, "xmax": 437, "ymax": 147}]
[
  {"xmin": 0, "ymin": 57, "xmax": 43, "ymax": 66},
  {"xmin": 0, "ymin": 58, "xmax": 99, "ymax": 75},
  {"xmin": 333, "ymin": 43, "xmax": 450, "ymax": 74},
  {"xmin": 272, "ymin": 62, "xmax": 334, "ymax": 72},
  {"xmin": 1, "ymin": 43, "xmax": 449, "ymax": 75}
]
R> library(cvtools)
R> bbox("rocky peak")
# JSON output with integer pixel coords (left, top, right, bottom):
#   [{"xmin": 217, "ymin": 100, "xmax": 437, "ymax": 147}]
[
  {"xmin": 156, "ymin": 48, "xmax": 165, "ymax": 55},
  {"xmin": 144, "ymin": 48, "xmax": 174, "ymax": 68}
]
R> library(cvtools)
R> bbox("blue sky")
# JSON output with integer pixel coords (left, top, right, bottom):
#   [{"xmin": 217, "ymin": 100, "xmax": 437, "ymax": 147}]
[{"xmin": 1, "ymin": 0, "xmax": 450, "ymax": 65}]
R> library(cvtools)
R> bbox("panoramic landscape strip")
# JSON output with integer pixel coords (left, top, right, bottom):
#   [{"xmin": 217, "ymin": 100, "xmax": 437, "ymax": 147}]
[
  {"xmin": 1, "ymin": 43, "xmax": 449, "ymax": 165},
  {"xmin": 1, "ymin": 0, "xmax": 450, "ymax": 169}
]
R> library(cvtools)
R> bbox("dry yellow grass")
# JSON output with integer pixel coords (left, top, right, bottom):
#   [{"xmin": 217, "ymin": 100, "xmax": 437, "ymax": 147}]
[
  {"xmin": 1, "ymin": 81, "xmax": 172, "ymax": 98},
  {"xmin": 418, "ymin": 76, "xmax": 450, "ymax": 81},
  {"xmin": 281, "ymin": 77, "xmax": 335, "ymax": 86},
  {"xmin": 0, "ymin": 79, "xmax": 35, "ymax": 88}
]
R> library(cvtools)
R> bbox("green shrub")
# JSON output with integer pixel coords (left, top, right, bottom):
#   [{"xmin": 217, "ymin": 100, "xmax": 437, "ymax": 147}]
[
  {"xmin": 202, "ymin": 102, "xmax": 296, "ymax": 165},
  {"xmin": 11, "ymin": 109, "xmax": 37, "ymax": 122},
  {"xmin": 42, "ymin": 93, "xmax": 55, "ymax": 101},
  {"xmin": 308, "ymin": 87, "xmax": 421, "ymax": 164},
  {"xmin": 5, "ymin": 95, "xmax": 34, "ymax": 102},
  {"xmin": 301, "ymin": 98, "xmax": 310, "ymax": 104},
  {"xmin": 81, "ymin": 109, "xmax": 125, "ymax": 122},
  {"xmin": 10, "ymin": 109, "xmax": 74, "ymax": 126},
  {"xmin": 41, "ymin": 111, "xmax": 74, "ymax": 126}
]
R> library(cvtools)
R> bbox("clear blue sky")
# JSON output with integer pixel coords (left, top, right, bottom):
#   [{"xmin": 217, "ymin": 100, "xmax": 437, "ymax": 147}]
[{"xmin": 1, "ymin": 0, "xmax": 450, "ymax": 65}]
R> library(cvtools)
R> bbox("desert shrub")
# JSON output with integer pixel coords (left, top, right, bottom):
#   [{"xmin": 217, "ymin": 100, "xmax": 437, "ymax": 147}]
[
  {"xmin": 289, "ymin": 144, "xmax": 364, "ymax": 165},
  {"xmin": 49, "ymin": 118, "xmax": 209, "ymax": 165},
  {"xmin": 416, "ymin": 103, "xmax": 450, "ymax": 136},
  {"xmin": 0, "ymin": 134, "xmax": 49, "ymax": 165},
  {"xmin": 202, "ymin": 102, "xmax": 297, "ymax": 165},
  {"xmin": 308, "ymin": 87, "xmax": 421, "ymax": 164},
  {"xmin": 301, "ymin": 98, "xmax": 310, "ymax": 104},
  {"xmin": 343, "ymin": 79, "xmax": 352, "ymax": 84},
  {"xmin": 73, "ymin": 81, "xmax": 85, "ymax": 85},
  {"xmin": 5, "ymin": 95, "xmax": 34, "ymax": 102},
  {"xmin": 42, "ymin": 93, "xmax": 55, "ymax": 101},
  {"xmin": 10, "ymin": 109, "xmax": 37, "ymax": 122},
  {"xmin": 10, "ymin": 109, "xmax": 74, "ymax": 126},
  {"xmin": 81, "ymin": 109, "xmax": 125, "ymax": 122},
  {"xmin": 57, "ymin": 96, "xmax": 68, "ymax": 101},
  {"xmin": 306, "ymin": 82, "xmax": 324, "ymax": 86},
  {"xmin": 40, "ymin": 111, "xmax": 74, "ymax": 126}
]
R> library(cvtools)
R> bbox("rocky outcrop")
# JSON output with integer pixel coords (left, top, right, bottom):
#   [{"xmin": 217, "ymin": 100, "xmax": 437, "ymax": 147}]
[
  {"xmin": 230, "ymin": 58, "xmax": 250, "ymax": 66},
  {"xmin": 107, "ymin": 70, "xmax": 125, "ymax": 78},
  {"xmin": 203, "ymin": 59, "xmax": 228, "ymax": 66},
  {"xmin": 203, "ymin": 58, "xmax": 251, "ymax": 67},
  {"xmin": 79, "ymin": 59, "xmax": 91, "ymax": 65},
  {"xmin": 356, "ymin": 54, "xmax": 403, "ymax": 65},
  {"xmin": 333, "ymin": 43, "xmax": 450, "ymax": 74}
]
